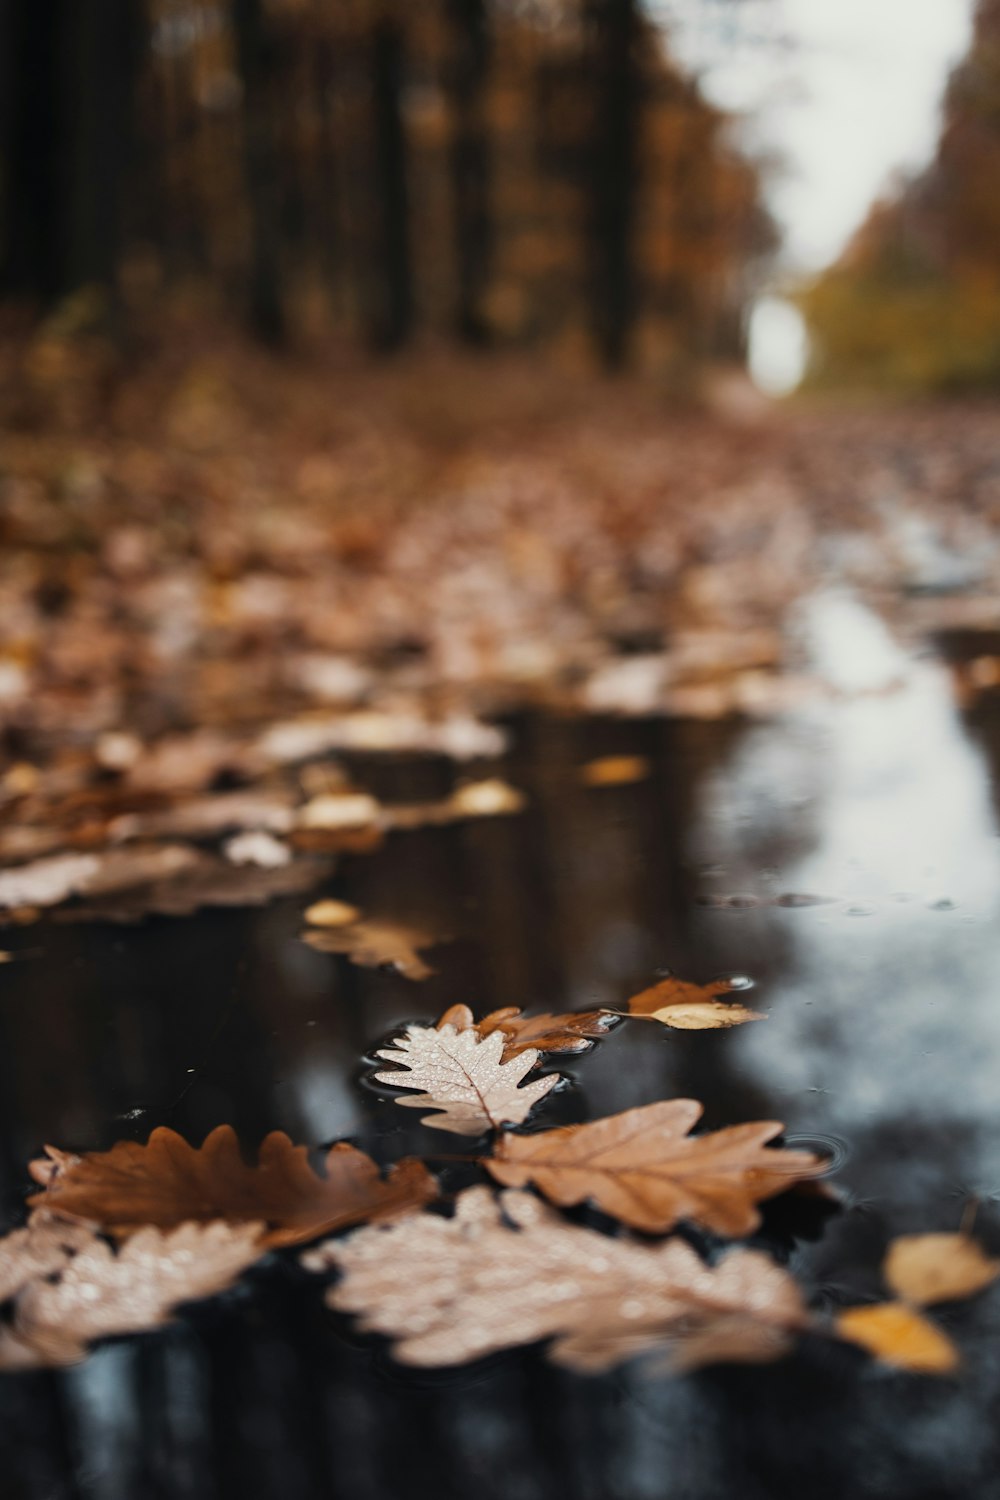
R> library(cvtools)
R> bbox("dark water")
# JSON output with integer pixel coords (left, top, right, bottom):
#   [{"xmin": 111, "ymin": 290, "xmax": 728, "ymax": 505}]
[{"xmin": 5, "ymin": 622, "xmax": 1000, "ymax": 1500}]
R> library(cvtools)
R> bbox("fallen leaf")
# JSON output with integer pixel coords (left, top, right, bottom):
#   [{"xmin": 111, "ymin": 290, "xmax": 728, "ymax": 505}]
[
  {"xmin": 487, "ymin": 1099, "xmax": 827, "ymax": 1235},
  {"xmin": 60, "ymin": 852, "xmax": 332, "ymax": 922},
  {"xmin": 580, "ymin": 755, "xmax": 650, "ymax": 787},
  {"xmin": 27, "ymin": 1127, "xmax": 437, "ymax": 1247},
  {"xmin": 374, "ymin": 1023, "xmax": 559, "ymax": 1135},
  {"xmin": 437, "ymin": 1003, "xmax": 618, "ymax": 1059},
  {"xmin": 883, "ymin": 1232, "xmax": 1000, "ymax": 1307},
  {"xmin": 12, "ymin": 1220, "xmax": 267, "ymax": 1367},
  {"xmin": 381, "ymin": 779, "xmax": 525, "ymax": 832},
  {"xmin": 223, "ymin": 831, "xmax": 291, "ymax": 868},
  {"xmin": 0, "ymin": 1214, "xmax": 94, "ymax": 1302},
  {"xmin": 446, "ymin": 779, "xmax": 525, "ymax": 818},
  {"xmin": 304, "ymin": 898, "xmax": 362, "ymax": 927},
  {"xmin": 305, "ymin": 1186, "xmax": 808, "ymax": 1373},
  {"xmin": 296, "ymin": 793, "xmax": 381, "ymax": 831},
  {"xmin": 621, "ymin": 974, "xmax": 765, "ymax": 1030},
  {"xmin": 303, "ymin": 918, "xmax": 439, "ymax": 979},
  {"xmin": 835, "ymin": 1302, "xmax": 959, "ymax": 1374}
]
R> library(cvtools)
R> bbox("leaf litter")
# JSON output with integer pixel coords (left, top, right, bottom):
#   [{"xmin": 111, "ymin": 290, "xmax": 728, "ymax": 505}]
[{"xmin": 2, "ymin": 975, "xmax": 996, "ymax": 1375}]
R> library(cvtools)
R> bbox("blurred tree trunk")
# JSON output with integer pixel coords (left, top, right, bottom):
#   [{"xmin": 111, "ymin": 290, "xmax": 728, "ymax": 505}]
[
  {"xmin": 0, "ymin": 0, "xmax": 67, "ymax": 302},
  {"xmin": 370, "ymin": 17, "xmax": 413, "ymax": 351},
  {"xmin": 445, "ymin": 0, "xmax": 492, "ymax": 344},
  {"xmin": 587, "ymin": 0, "xmax": 640, "ymax": 369},
  {"xmin": 0, "ymin": 0, "xmax": 141, "ymax": 314},
  {"xmin": 232, "ymin": 0, "xmax": 286, "ymax": 345}
]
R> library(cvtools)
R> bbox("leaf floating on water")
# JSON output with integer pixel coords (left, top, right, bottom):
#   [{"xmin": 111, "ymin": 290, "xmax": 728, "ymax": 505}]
[
  {"xmin": 374, "ymin": 1023, "xmax": 559, "ymax": 1135},
  {"xmin": 835, "ymin": 1302, "xmax": 959, "ymax": 1374},
  {"xmin": 883, "ymin": 1232, "xmax": 1000, "ymax": 1307},
  {"xmin": 306, "ymin": 1186, "xmax": 808, "ymax": 1374},
  {"xmin": 621, "ymin": 974, "xmax": 765, "ymax": 1031},
  {"xmin": 304, "ymin": 898, "xmax": 362, "ymax": 927},
  {"xmin": 487, "ymin": 1099, "xmax": 827, "ymax": 1235},
  {"xmin": 580, "ymin": 755, "xmax": 651, "ymax": 787},
  {"xmin": 303, "ymin": 917, "xmax": 439, "ymax": 980},
  {"xmin": 11, "ymin": 1220, "xmax": 267, "ymax": 1369},
  {"xmin": 59, "ymin": 852, "xmax": 332, "ymax": 924},
  {"xmin": 27, "ymin": 1127, "xmax": 437, "ymax": 1247},
  {"xmin": 437, "ymin": 1003, "xmax": 618, "ymax": 1059},
  {"xmin": 0, "ymin": 1214, "xmax": 95, "ymax": 1302}
]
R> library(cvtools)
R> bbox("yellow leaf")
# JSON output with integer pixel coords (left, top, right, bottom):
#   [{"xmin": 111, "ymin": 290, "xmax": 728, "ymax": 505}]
[
  {"xmin": 836, "ymin": 1302, "xmax": 959, "ymax": 1373},
  {"xmin": 884, "ymin": 1233, "xmax": 1000, "ymax": 1307}
]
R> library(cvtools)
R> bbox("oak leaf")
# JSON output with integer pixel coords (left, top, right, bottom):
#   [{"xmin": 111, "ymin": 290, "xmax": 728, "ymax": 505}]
[
  {"xmin": 374, "ymin": 1023, "xmax": 558, "ymax": 1135},
  {"xmin": 487, "ymin": 1099, "xmax": 827, "ymax": 1235},
  {"xmin": 303, "ymin": 918, "xmax": 439, "ymax": 980},
  {"xmin": 305, "ymin": 1186, "xmax": 808, "ymax": 1374},
  {"xmin": 10, "ymin": 1220, "xmax": 266, "ymax": 1368},
  {"xmin": 27, "ymin": 1126, "xmax": 436, "ymax": 1247},
  {"xmin": 437, "ymin": 1003, "xmax": 618, "ymax": 1059},
  {"xmin": 622, "ymin": 974, "xmax": 764, "ymax": 1031},
  {"xmin": 0, "ymin": 1214, "xmax": 94, "ymax": 1302}
]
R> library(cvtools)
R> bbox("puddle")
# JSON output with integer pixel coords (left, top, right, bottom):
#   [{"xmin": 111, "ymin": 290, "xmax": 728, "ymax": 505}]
[{"xmin": 5, "ymin": 604, "xmax": 1000, "ymax": 1497}]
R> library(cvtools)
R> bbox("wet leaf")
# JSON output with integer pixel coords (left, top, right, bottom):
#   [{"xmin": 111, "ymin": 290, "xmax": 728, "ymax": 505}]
[
  {"xmin": 303, "ymin": 918, "xmax": 439, "ymax": 980},
  {"xmin": 437, "ymin": 1003, "xmax": 618, "ymax": 1059},
  {"xmin": 622, "ymin": 974, "xmax": 765, "ymax": 1031},
  {"xmin": 60, "ymin": 852, "xmax": 332, "ymax": 923},
  {"xmin": 374, "ymin": 1023, "xmax": 559, "ymax": 1135},
  {"xmin": 883, "ymin": 1232, "xmax": 1000, "ymax": 1307},
  {"xmin": 580, "ymin": 755, "xmax": 651, "ymax": 787},
  {"xmin": 10, "ymin": 1220, "xmax": 267, "ymax": 1368},
  {"xmin": 305, "ymin": 1186, "xmax": 808, "ymax": 1374},
  {"xmin": 835, "ymin": 1302, "xmax": 959, "ymax": 1374},
  {"xmin": 27, "ymin": 1127, "xmax": 437, "ymax": 1247},
  {"xmin": 304, "ymin": 898, "xmax": 362, "ymax": 927},
  {"xmin": 0, "ymin": 1214, "xmax": 94, "ymax": 1302},
  {"xmin": 487, "ymin": 1099, "xmax": 827, "ymax": 1235}
]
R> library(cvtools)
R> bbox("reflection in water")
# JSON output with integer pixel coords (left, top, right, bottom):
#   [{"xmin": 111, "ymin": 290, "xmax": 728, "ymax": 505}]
[
  {"xmin": 6, "ymin": 611, "xmax": 1000, "ymax": 1497},
  {"xmin": 710, "ymin": 599, "xmax": 1000, "ymax": 1205}
]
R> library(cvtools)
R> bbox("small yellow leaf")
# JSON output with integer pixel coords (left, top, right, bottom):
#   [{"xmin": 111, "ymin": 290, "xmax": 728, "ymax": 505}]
[
  {"xmin": 297, "ymin": 794, "xmax": 380, "ymax": 831},
  {"xmin": 836, "ymin": 1302, "xmax": 959, "ymax": 1373},
  {"xmin": 580, "ymin": 756, "xmax": 650, "ymax": 787},
  {"xmin": 447, "ymin": 779, "xmax": 525, "ymax": 817},
  {"xmin": 304, "ymin": 899, "xmax": 362, "ymax": 928},
  {"xmin": 884, "ymin": 1233, "xmax": 1000, "ymax": 1307}
]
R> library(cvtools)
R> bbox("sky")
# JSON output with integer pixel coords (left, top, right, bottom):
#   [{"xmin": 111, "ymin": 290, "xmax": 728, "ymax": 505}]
[{"xmin": 655, "ymin": 0, "xmax": 977, "ymax": 387}]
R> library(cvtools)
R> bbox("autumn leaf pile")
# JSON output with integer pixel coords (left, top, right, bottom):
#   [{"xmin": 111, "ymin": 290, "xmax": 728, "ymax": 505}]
[{"xmin": 3, "ymin": 969, "xmax": 997, "ymax": 1377}]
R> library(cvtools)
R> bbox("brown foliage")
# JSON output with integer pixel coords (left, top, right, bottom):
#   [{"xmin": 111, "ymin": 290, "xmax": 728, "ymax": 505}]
[
  {"xmin": 27, "ymin": 1127, "xmax": 437, "ymax": 1247},
  {"xmin": 623, "ymin": 974, "xmax": 765, "ymax": 1031},
  {"xmin": 487, "ymin": 1099, "xmax": 826, "ymax": 1236},
  {"xmin": 437, "ymin": 1003, "xmax": 618, "ymax": 1059}
]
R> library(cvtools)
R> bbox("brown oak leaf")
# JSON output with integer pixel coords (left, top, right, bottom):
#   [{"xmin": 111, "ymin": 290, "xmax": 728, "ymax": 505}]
[
  {"xmin": 621, "ymin": 974, "xmax": 765, "ymax": 1030},
  {"xmin": 487, "ymin": 1099, "xmax": 827, "ymax": 1235},
  {"xmin": 305, "ymin": 1186, "xmax": 808, "ymax": 1374},
  {"xmin": 437, "ymin": 1003, "xmax": 618, "ymax": 1059},
  {"xmin": 374, "ymin": 1023, "xmax": 559, "ymax": 1135},
  {"xmin": 303, "ymin": 918, "xmax": 440, "ymax": 980},
  {"xmin": 27, "ymin": 1126, "xmax": 436, "ymax": 1247}
]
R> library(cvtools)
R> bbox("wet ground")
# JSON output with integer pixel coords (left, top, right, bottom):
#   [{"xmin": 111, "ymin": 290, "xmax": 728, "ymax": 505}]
[{"xmin": 5, "ymin": 600, "xmax": 1000, "ymax": 1500}]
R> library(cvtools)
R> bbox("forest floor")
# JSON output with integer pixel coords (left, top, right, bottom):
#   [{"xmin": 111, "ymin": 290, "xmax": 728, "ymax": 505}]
[{"xmin": 2, "ymin": 331, "xmax": 1000, "ymax": 918}]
